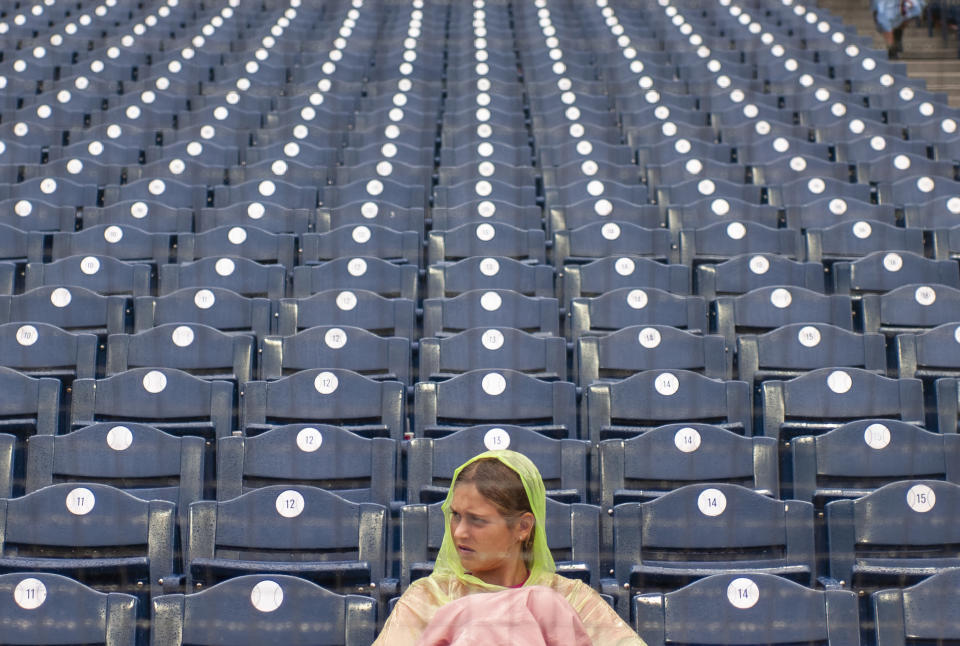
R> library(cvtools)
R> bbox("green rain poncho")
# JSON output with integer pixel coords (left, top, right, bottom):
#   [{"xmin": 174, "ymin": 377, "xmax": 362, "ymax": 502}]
[{"xmin": 373, "ymin": 450, "xmax": 645, "ymax": 645}]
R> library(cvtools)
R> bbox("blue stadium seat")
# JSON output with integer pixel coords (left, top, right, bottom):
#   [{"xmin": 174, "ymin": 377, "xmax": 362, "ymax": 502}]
[
  {"xmin": 25, "ymin": 255, "xmax": 152, "ymax": 297},
  {"xmin": 783, "ymin": 197, "xmax": 897, "ymax": 230},
  {"xmin": 792, "ymin": 419, "xmax": 960, "ymax": 506},
  {"xmin": 259, "ymin": 326, "xmax": 411, "ymax": 384},
  {"xmin": 577, "ymin": 325, "xmax": 730, "ymax": 385},
  {"xmin": 70, "ymin": 368, "xmax": 234, "ymax": 440},
  {"xmin": 553, "ymin": 221, "xmax": 675, "ymax": 266},
  {"xmin": 0, "ymin": 572, "xmax": 137, "ymax": 646},
  {"xmin": 185, "ymin": 485, "xmax": 394, "ymax": 601},
  {"xmin": 827, "ymin": 480, "xmax": 960, "ymax": 594},
  {"xmin": 159, "ymin": 256, "xmax": 286, "ymax": 299},
  {"xmin": 106, "ymin": 323, "xmax": 254, "ymax": 384},
  {"xmin": 315, "ymin": 201, "xmax": 426, "ymax": 237},
  {"xmin": 50, "ymin": 225, "xmax": 174, "ymax": 264},
  {"xmin": 895, "ymin": 323, "xmax": 960, "ymax": 384},
  {"xmin": 134, "ymin": 287, "xmax": 271, "ymax": 338},
  {"xmin": 806, "ymin": 220, "xmax": 925, "ymax": 264},
  {"xmin": 0, "ymin": 322, "xmax": 97, "ymax": 381},
  {"xmin": 872, "ymin": 567, "xmax": 960, "ymax": 646},
  {"xmin": 568, "ymin": 287, "xmax": 708, "ymax": 338},
  {"xmin": 584, "ymin": 370, "xmax": 752, "ymax": 442},
  {"xmin": 419, "ymin": 328, "xmax": 567, "ymax": 381},
  {"xmin": 713, "ymin": 286, "xmax": 854, "ymax": 348},
  {"xmin": 151, "ymin": 574, "xmax": 375, "ymax": 646},
  {"xmin": 600, "ymin": 424, "xmax": 778, "ymax": 507},
  {"xmin": 681, "ymin": 222, "xmax": 804, "ymax": 268},
  {"xmin": 81, "ymin": 201, "xmax": 195, "ymax": 233},
  {"xmin": 292, "ymin": 257, "xmax": 418, "ymax": 300},
  {"xmin": 276, "ymin": 290, "xmax": 416, "ymax": 339},
  {"xmin": 197, "ymin": 203, "xmax": 315, "ymax": 235},
  {"xmin": 422, "ymin": 289, "xmax": 559, "ymax": 338},
  {"xmin": 607, "ymin": 484, "xmax": 815, "ymax": 618},
  {"xmin": 833, "ymin": 251, "xmax": 959, "ymax": 298},
  {"xmin": 427, "ymin": 256, "xmax": 554, "ymax": 298},
  {"xmin": 738, "ymin": 324, "xmax": 887, "ymax": 390},
  {"xmin": 427, "ymin": 222, "xmax": 546, "ymax": 264},
  {"xmin": 0, "ymin": 482, "xmax": 175, "ymax": 601},
  {"xmin": 634, "ymin": 573, "xmax": 860, "ymax": 646},
  {"xmin": 862, "ymin": 283, "xmax": 960, "ymax": 338},
  {"xmin": 695, "ymin": 253, "xmax": 822, "ymax": 300},
  {"xmin": 302, "ymin": 225, "xmax": 421, "ymax": 266},
  {"xmin": 25, "ymin": 422, "xmax": 204, "ymax": 547},
  {"xmin": 762, "ymin": 368, "xmax": 925, "ymax": 451},
  {"xmin": 176, "ymin": 226, "xmax": 295, "ymax": 269},
  {"xmin": 414, "ymin": 369, "xmax": 577, "ymax": 439},
  {"xmin": 216, "ymin": 424, "xmax": 397, "ymax": 506},
  {"xmin": 241, "ymin": 369, "xmax": 405, "ymax": 441}
]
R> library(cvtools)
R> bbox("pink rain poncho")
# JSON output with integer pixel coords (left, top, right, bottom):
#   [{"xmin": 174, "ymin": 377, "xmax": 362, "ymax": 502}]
[{"xmin": 373, "ymin": 450, "xmax": 645, "ymax": 646}]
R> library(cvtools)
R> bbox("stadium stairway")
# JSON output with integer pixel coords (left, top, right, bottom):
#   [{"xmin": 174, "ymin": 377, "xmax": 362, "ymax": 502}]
[{"xmin": 817, "ymin": 0, "xmax": 960, "ymax": 106}]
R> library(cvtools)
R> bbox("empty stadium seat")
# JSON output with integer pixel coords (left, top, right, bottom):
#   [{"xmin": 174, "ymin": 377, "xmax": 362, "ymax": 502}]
[
  {"xmin": 414, "ymin": 369, "xmax": 577, "ymax": 439},
  {"xmin": 0, "ymin": 482, "xmax": 175, "ymax": 601},
  {"xmin": 216, "ymin": 423, "xmax": 397, "ymax": 506},
  {"xmin": 872, "ymin": 567, "xmax": 960, "ymax": 646},
  {"xmin": 275, "ymin": 290, "xmax": 416, "ymax": 339},
  {"xmin": 585, "ymin": 370, "xmax": 752, "ymax": 443},
  {"xmin": 185, "ymin": 485, "xmax": 394, "ymax": 601},
  {"xmin": 70, "ymin": 368, "xmax": 234, "ymax": 440},
  {"xmin": 152, "ymin": 574, "xmax": 375, "ymax": 646},
  {"xmin": 607, "ymin": 483, "xmax": 815, "ymax": 619},
  {"xmin": 0, "ymin": 572, "xmax": 138, "ymax": 646},
  {"xmin": 792, "ymin": 419, "xmax": 960, "ymax": 506},
  {"xmin": 419, "ymin": 328, "xmax": 567, "ymax": 381},
  {"xmin": 634, "ymin": 573, "xmax": 860, "ymax": 646},
  {"xmin": 577, "ymin": 325, "xmax": 730, "ymax": 385},
  {"xmin": 106, "ymin": 323, "xmax": 254, "ymax": 384},
  {"xmin": 134, "ymin": 288, "xmax": 272, "ymax": 338},
  {"xmin": 827, "ymin": 480, "xmax": 960, "ymax": 594},
  {"xmin": 259, "ymin": 326, "xmax": 410, "ymax": 384},
  {"xmin": 738, "ymin": 324, "xmax": 887, "ymax": 390},
  {"xmin": 241, "ymin": 369, "xmax": 406, "ymax": 440}
]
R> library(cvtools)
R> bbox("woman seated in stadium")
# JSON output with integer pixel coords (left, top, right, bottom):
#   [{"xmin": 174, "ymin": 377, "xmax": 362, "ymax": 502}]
[{"xmin": 374, "ymin": 450, "xmax": 645, "ymax": 645}]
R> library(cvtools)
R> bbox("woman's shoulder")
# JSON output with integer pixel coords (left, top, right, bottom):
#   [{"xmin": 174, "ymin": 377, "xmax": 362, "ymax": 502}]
[{"xmin": 539, "ymin": 573, "xmax": 598, "ymax": 606}]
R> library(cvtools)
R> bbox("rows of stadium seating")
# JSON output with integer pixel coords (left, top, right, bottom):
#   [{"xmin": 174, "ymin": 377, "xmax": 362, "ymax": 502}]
[{"xmin": 1, "ymin": 0, "xmax": 960, "ymax": 643}]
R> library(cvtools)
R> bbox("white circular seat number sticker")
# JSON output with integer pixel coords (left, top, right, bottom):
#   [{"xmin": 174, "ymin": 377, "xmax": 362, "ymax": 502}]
[
  {"xmin": 674, "ymin": 427, "xmax": 701, "ymax": 453},
  {"xmin": 251, "ymin": 580, "xmax": 284, "ymax": 613},
  {"xmin": 827, "ymin": 370, "xmax": 852, "ymax": 394},
  {"xmin": 482, "ymin": 329, "xmax": 504, "ymax": 350},
  {"xmin": 315, "ymin": 371, "xmax": 339, "ymax": 394},
  {"xmin": 275, "ymin": 490, "xmax": 304, "ymax": 518},
  {"xmin": 107, "ymin": 425, "xmax": 133, "ymax": 451},
  {"xmin": 484, "ymin": 428, "xmax": 510, "ymax": 451},
  {"xmin": 482, "ymin": 372, "xmax": 507, "ymax": 396},
  {"xmin": 727, "ymin": 577, "xmax": 760, "ymax": 609},
  {"xmin": 296, "ymin": 427, "xmax": 322, "ymax": 452},
  {"xmin": 907, "ymin": 484, "xmax": 936, "ymax": 513},
  {"xmin": 655, "ymin": 372, "xmax": 679, "ymax": 396},
  {"xmin": 698, "ymin": 488, "xmax": 726, "ymax": 517},
  {"xmin": 143, "ymin": 370, "xmax": 167, "ymax": 394},
  {"xmin": 16, "ymin": 325, "xmax": 38, "ymax": 346},
  {"xmin": 14, "ymin": 578, "xmax": 47, "ymax": 610},
  {"xmin": 864, "ymin": 423, "xmax": 891, "ymax": 450},
  {"xmin": 66, "ymin": 487, "xmax": 95, "ymax": 515},
  {"xmin": 325, "ymin": 328, "xmax": 347, "ymax": 349}
]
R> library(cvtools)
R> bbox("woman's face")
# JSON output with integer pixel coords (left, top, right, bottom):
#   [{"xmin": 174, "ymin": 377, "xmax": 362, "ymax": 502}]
[{"xmin": 449, "ymin": 482, "xmax": 533, "ymax": 586}]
